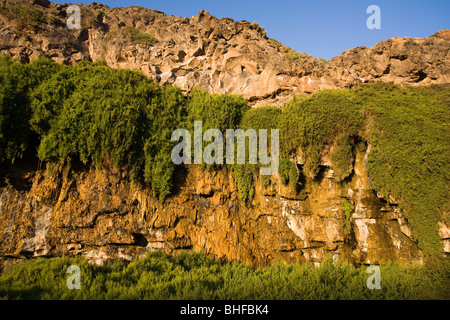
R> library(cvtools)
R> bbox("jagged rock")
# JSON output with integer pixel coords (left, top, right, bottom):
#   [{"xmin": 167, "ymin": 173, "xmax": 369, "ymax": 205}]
[
  {"xmin": 330, "ymin": 30, "xmax": 450, "ymax": 87},
  {"xmin": 0, "ymin": 0, "xmax": 448, "ymax": 106},
  {"xmin": 0, "ymin": 145, "xmax": 423, "ymax": 266}
]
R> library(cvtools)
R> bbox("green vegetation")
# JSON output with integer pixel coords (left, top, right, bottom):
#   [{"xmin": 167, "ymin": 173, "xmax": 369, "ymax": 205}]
[
  {"xmin": 280, "ymin": 89, "xmax": 363, "ymax": 179},
  {"xmin": 30, "ymin": 60, "xmax": 185, "ymax": 201},
  {"xmin": 279, "ymin": 158, "xmax": 299, "ymax": 191},
  {"xmin": 0, "ymin": 57, "xmax": 448, "ymax": 254},
  {"xmin": 127, "ymin": 27, "xmax": 159, "ymax": 46},
  {"xmin": 280, "ymin": 84, "xmax": 449, "ymax": 255},
  {"xmin": 0, "ymin": 56, "xmax": 61, "ymax": 163},
  {"xmin": 240, "ymin": 106, "xmax": 281, "ymax": 134},
  {"xmin": 260, "ymin": 174, "xmax": 271, "ymax": 189},
  {"xmin": 342, "ymin": 199, "xmax": 352, "ymax": 235},
  {"xmin": 0, "ymin": 3, "xmax": 58, "ymax": 31},
  {"xmin": 237, "ymin": 106, "xmax": 281, "ymax": 201},
  {"xmin": 187, "ymin": 88, "xmax": 249, "ymax": 135},
  {"xmin": 187, "ymin": 89, "xmax": 253, "ymax": 203},
  {"xmin": 356, "ymin": 83, "xmax": 450, "ymax": 255},
  {"xmin": 0, "ymin": 252, "xmax": 448, "ymax": 300},
  {"xmin": 233, "ymin": 163, "xmax": 256, "ymax": 204}
]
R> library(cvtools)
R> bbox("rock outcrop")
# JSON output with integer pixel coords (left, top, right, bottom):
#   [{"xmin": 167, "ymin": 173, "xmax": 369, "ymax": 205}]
[
  {"xmin": 0, "ymin": 143, "xmax": 425, "ymax": 266},
  {"xmin": 0, "ymin": 0, "xmax": 447, "ymax": 267},
  {"xmin": 0, "ymin": 0, "xmax": 448, "ymax": 107},
  {"xmin": 330, "ymin": 30, "xmax": 450, "ymax": 87}
]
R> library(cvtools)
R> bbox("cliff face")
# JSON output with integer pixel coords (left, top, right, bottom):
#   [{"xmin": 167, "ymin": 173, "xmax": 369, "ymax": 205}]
[
  {"xmin": 0, "ymin": 143, "xmax": 425, "ymax": 266},
  {"xmin": 0, "ymin": 0, "xmax": 449, "ymax": 107},
  {"xmin": 0, "ymin": 0, "xmax": 448, "ymax": 266}
]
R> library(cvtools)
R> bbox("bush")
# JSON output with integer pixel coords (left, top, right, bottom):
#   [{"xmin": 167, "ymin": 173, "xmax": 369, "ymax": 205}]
[
  {"xmin": 0, "ymin": 56, "xmax": 60, "ymax": 163},
  {"xmin": 0, "ymin": 252, "xmax": 448, "ymax": 300},
  {"xmin": 127, "ymin": 27, "xmax": 158, "ymax": 46},
  {"xmin": 240, "ymin": 106, "xmax": 281, "ymax": 133},
  {"xmin": 30, "ymin": 60, "xmax": 185, "ymax": 201},
  {"xmin": 187, "ymin": 89, "xmax": 249, "ymax": 133},
  {"xmin": 249, "ymin": 22, "xmax": 267, "ymax": 38},
  {"xmin": 280, "ymin": 89, "xmax": 362, "ymax": 179},
  {"xmin": 356, "ymin": 83, "xmax": 450, "ymax": 255}
]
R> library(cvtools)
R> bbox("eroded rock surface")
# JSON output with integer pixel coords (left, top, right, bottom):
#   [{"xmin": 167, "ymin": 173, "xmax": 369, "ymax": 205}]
[
  {"xmin": 0, "ymin": 143, "xmax": 425, "ymax": 266},
  {"xmin": 0, "ymin": 0, "xmax": 448, "ymax": 106}
]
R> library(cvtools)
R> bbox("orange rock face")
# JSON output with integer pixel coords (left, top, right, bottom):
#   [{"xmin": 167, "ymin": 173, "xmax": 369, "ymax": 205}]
[
  {"xmin": 0, "ymin": 143, "xmax": 423, "ymax": 266},
  {"xmin": 0, "ymin": 1, "xmax": 445, "ymax": 266}
]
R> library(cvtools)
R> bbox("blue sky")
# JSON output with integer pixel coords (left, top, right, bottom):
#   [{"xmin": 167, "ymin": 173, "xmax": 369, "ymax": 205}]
[{"xmin": 52, "ymin": 0, "xmax": 449, "ymax": 59}]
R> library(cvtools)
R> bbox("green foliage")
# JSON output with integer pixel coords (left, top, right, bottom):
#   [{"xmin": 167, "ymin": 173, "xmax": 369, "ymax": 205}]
[
  {"xmin": 30, "ymin": 60, "xmax": 185, "ymax": 201},
  {"xmin": 260, "ymin": 174, "xmax": 271, "ymax": 189},
  {"xmin": 279, "ymin": 158, "xmax": 299, "ymax": 191},
  {"xmin": 187, "ymin": 88, "xmax": 249, "ymax": 170},
  {"xmin": 330, "ymin": 135, "xmax": 354, "ymax": 181},
  {"xmin": 0, "ymin": 57, "xmax": 448, "ymax": 254},
  {"xmin": 0, "ymin": 4, "xmax": 50, "ymax": 31},
  {"xmin": 0, "ymin": 56, "xmax": 60, "ymax": 163},
  {"xmin": 355, "ymin": 83, "xmax": 450, "ymax": 255},
  {"xmin": 268, "ymin": 38, "xmax": 283, "ymax": 48},
  {"xmin": 240, "ymin": 106, "xmax": 281, "ymax": 133},
  {"xmin": 187, "ymin": 89, "xmax": 249, "ymax": 133},
  {"xmin": 233, "ymin": 163, "xmax": 257, "ymax": 204},
  {"xmin": 239, "ymin": 106, "xmax": 282, "ymax": 195},
  {"xmin": 280, "ymin": 83, "xmax": 449, "ymax": 255},
  {"xmin": 127, "ymin": 27, "xmax": 159, "ymax": 46},
  {"xmin": 0, "ymin": 252, "xmax": 448, "ymax": 300},
  {"xmin": 280, "ymin": 89, "xmax": 363, "ymax": 179},
  {"xmin": 341, "ymin": 199, "xmax": 352, "ymax": 235},
  {"xmin": 228, "ymin": 106, "xmax": 281, "ymax": 203}
]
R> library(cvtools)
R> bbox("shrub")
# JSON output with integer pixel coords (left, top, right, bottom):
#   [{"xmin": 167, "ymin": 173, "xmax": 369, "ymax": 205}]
[
  {"xmin": 280, "ymin": 89, "xmax": 363, "ymax": 179},
  {"xmin": 240, "ymin": 106, "xmax": 281, "ymax": 133},
  {"xmin": 260, "ymin": 175, "xmax": 271, "ymax": 189},
  {"xmin": 0, "ymin": 252, "xmax": 448, "ymax": 300},
  {"xmin": 279, "ymin": 83, "xmax": 449, "ymax": 255},
  {"xmin": 356, "ymin": 83, "xmax": 450, "ymax": 255},
  {"xmin": 0, "ymin": 56, "xmax": 60, "ymax": 163},
  {"xmin": 127, "ymin": 27, "xmax": 159, "ymax": 46},
  {"xmin": 30, "ymin": 60, "xmax": 185, "ymax": 201},
  {"xmin": 249, "ymin": 22, "xmax": 267, "ymax": 38}
]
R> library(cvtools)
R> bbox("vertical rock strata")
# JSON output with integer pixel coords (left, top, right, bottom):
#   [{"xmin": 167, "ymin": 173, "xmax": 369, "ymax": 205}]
[{"xmin": 0, "ymin": 143, "xmax": 424, "ymax": 266}]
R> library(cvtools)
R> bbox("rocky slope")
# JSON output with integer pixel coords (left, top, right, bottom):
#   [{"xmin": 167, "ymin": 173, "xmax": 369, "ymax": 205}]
[
  {"xmin": 0, "ymin": 142, "xmax": 429, "ymax": 266},
  {"xmin": 0, "ymin": 0, "xmax": 449, "ymax": 107}
]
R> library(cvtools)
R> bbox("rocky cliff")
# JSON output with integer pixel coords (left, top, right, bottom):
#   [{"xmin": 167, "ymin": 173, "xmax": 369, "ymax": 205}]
[
  {"xmin": 0, "ymin": 0, "xmax": 449, "ymax": 107},
  {"xmin": 0, "ymin": 0, "xmax": 449, "ymax": 267},
  {"xmin": 0, "ymin": 142, "xmax": 427, "ymax": 266}
]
